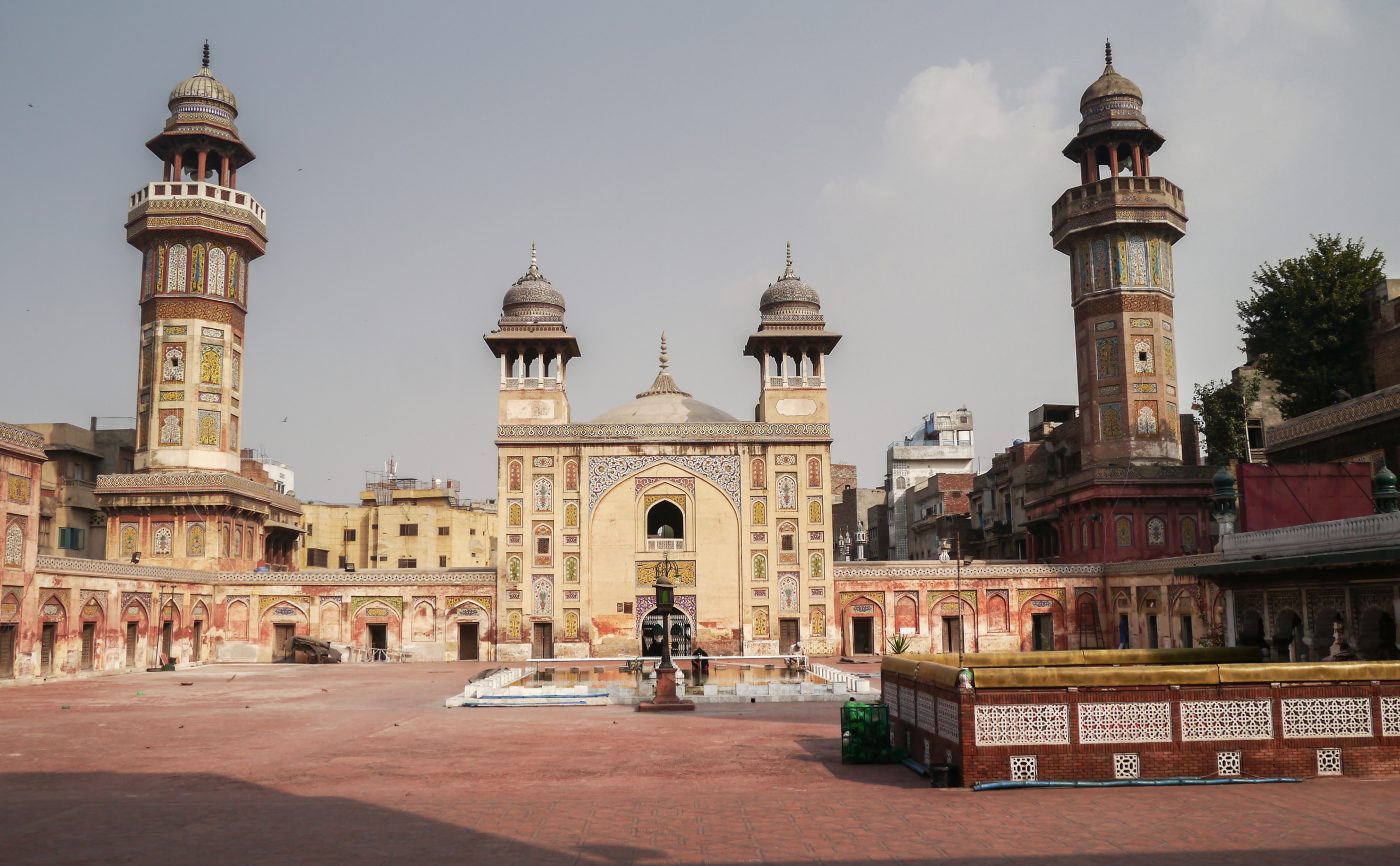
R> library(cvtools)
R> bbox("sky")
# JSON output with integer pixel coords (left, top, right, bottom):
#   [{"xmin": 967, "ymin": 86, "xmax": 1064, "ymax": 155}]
[{"xmin": 2, "ymin": 0, "xmax": 1398, "ymax": 503}]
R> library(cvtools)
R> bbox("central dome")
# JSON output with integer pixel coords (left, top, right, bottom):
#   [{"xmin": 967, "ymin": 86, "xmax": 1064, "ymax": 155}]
[{"xmin": 591, "ymin": 333, "xmax": 738, "ymax": 424}]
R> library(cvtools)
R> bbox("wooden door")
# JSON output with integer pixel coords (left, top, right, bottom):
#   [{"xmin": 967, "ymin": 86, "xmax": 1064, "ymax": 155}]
[
  {"xmin": 40, "ymin": 623, "xmax": 56, "ymax": 676},
  {"xmin": 458, "ymin": 622, "xmax": 479, "ymax": 661},
  {"xmin": 274, "ymin": 623, "xmax": 295, "ymax": 662},
  {"xmin": 0, "ymin": 624, "xmax": 15, "ymax": 679},
  {"xmin": 531, "ymin": 623, "xmax": 553, "ymax": 659},
  {"xmin": 942, "ymin": 616, "xmax": 962, "ymax": 654},
  {"xmin": 125, "ymin": 622, "xmax": 139, "ymax": 667},
  {"xmin": 778, "ymin": 618, "xmax": 800, "ymax": 654},
  {"xmin": 191, "ymin": 621, "xmax": 203, "ymax": 662},
  {"xmin": 161, "ymin": 621, "xmax": 174, "ymax": 662},
  {"xmin": 367, "ymin": 623, "xmax": 388, "ymax": 660},
  {"xmin": 81, "ymin": 622, "xmax": 96, "ymax": 671},
  {"xmin": 852, "ymin": 618, "xmax": 874, "ymax": 655}
]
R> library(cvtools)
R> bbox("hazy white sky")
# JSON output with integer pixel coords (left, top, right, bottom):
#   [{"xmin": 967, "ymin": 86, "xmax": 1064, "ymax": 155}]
[{"xmin": 3, "ymin": 1, "xmax": 1397, "ymax": 502}]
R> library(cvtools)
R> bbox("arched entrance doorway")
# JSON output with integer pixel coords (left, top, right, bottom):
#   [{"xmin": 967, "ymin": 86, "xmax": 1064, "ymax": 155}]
[
  {"xmin": 1359, "ymin": 607, "xmax": 1398, "ymax": 659},
  {"xmin": 640, "ymin": 610, "xmax": 691, "ymax": 657}
]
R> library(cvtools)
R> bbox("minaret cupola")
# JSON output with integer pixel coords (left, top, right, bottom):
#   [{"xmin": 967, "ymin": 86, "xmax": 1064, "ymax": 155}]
[
  {"xmin": 485, "ymin": 246, "xmax": 580, "ymax": 425},
  {"xmin": 744, "ymin": 244, "xmax": 840, "ymax": 424}
]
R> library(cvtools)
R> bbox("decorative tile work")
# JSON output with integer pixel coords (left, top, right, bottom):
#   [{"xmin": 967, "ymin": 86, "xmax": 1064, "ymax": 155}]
[
  {"xmin": 937, "ymin": 698, "xmax": 960, "ymax": 743},
  {"xmin": 503, "ymin": 423, "xmax": 833, "ymax": 444},
  {"xmin": 752, "ymin": 553, "xmax": 767, "ymax": 581},
  {"xmin": 809, "ymin": 552, "xmax": 823, "ymax": 580},
  {"xmin": 1132, "ymin": 337, "xmax": 1155, "ymax": 374},
  {"xmin": 564, "ymin": 459, "xmax": 579, "ymax": 491},
  {"xmin": 883, "ymin": 681, "xmax": 898, "ymax": 716},
  {"xmin": 4, "ymin": 522, "xmax": 23, "ymax": 566},
  {"xmin": 808, "ymin": 531, "xmax": 823, "ymax": 542},
  {"xmin": 588, "ymin": 455, "xmax": 741, "ymax": 513},
  {"xmin": 507, "ymin": 501, "xmax": 522, "ymax": 527},
  {"xmin": 1096, "ymin": 337, "xmax": 1120, "ymax": 379},
  {"xmin": 1382, "ymin": 697, "xmax": 1400, "ymax": 736},
  {"xmin": 750, "ymin": 457, "xmax": 766, "ymax": 488},
  {"xmin": 1100, "ymin": 403, "xmax": 1123, "ymax": 438},
  {"xmin": 1180, "ymin": 700, "xmax": 1273, "ymax": 741},
  {"xmin": 917, "ymin": 691, "xmax": 937, "ymax": 734},
  {"xmin": 807, "ymin": 456, "xmax": 822, "ymax": 488},
  {"xmin": 197, "ymin": 410, "xmax": 220, "ymax": 446},
  {"xmin": 163, "ymin": 325, "xmax": 188, "ymax": 336},
  {"xmin": 635, "ymin": 476, "xmax": 695, "ymax": 497},
  {"xmin": 1164, "ymin": 337, "xmax": 1176, "ymax": 378},
  {"xmin": 1317, "ymin": 748, "xmax": 1343, "ymax": 776},
  {"xmin": 900, "ymin": 687, "xmax": 916, "ymax": 722},
  {"xmin": 198, "ymin": 392, "xmax": 220, "ymax": 403},
  {"xmin": 508, "ymin": 459, "xmax": 522, "ymax": 492},
  {"xmin": 809, "ymin": 586, "xmax": 825, "ymax": 597},
  {"xmin": 506, "ymin": 556, "xmax": 522, "ymax": 582},
  {"xmin": 1113, "ymin": 753, "xmax": 1141, "ymax": 780},
  {"xmin": 753, "ymin": 606, "xmax": 770, "ymax": 637},
  {"xmin": 531, "ymin": 576, "xmax": 553, "ymax": 616},
  {"xmin": 636, "ymin": 560, "xmax": 696, "ymax": 587},
  {"xmin": 751, "ymin": 498, "xmax": 766, "ymax": 525},
  {"xmin": 532, "ymin": 456, "xmax": 554, "ymax": 468},
  {"xmin": 776, "ymin": 474, "xmax": 797, "ymax": 510},
  {"xmin": 507, "ymin": 610, "xmax": 522, "ymax": 640},
  {"xmin": 1078, "ymin": 702, "xmax": 1172, "ymax": 744},
  {"xmin": 752, "ymin": 588, "xmax": 769, "ymax": 599},
  {"xmin": 1217, "ymin": 751, "xmax": 1242, "ymax": 777},
  {"xmin": 158, "ymin": 409, "xmax": 183, "ymax": 445},
  {"xmin": 1009, "ymin": 756, "xmax": 1038, "ymax": 782},
  {"xmin": 973, "ymin": 704, "xmax": 1070, "ymax": 746},
  {"xmin": 1129, "ymin": 318, "xmax": 1152, "ymax": 329},
  {"xmin": 1281, "ymin": 697, "xmax": 1372, "ymax": 738},
  {"xmin": 152, "ymin": 524, "xmax": 173, "ymax": 556},
  {"xmin": 775, "ymin": 454, "xmax": 797, "ymax": 466},
  {"xmin": 1131, "ymin": 383, "xmax": 1158, "ymax": 394},
  {"xmin": 1014, "ymin": 587, "xmax": 1065, "ymax": 607},
  {"xmin": 533, "ymin": 476, "xmax": 553, "ymax": 511},
  {"xmin": 1114, "ymin": 515, "xmax": 1132, "ymax": 547},
  {"xmin": 162, "ymin": 345, "xmax": 186, "ymax": 382},
  {"xmin": 563, "ymin": 609, "xmax": 580, "ymax": 639},
  {"xmin": 1147, "ymin": 517, "xmax": 1166, "ymax": 546},
  {"xmin": 777, "ymin": 575, "xmax": 799, "ymax": 613},
  {"xmin": 564, "ymin": 556, "xmax": 578, "ymax": 583},
  {"xmin": 200, "ymin": 344, "xmax": 223, "ymax": 385},
  {"xmin": 201, "ymin": 326, "xmax": 224, "ymax": 339},
  {"xmin": 751, "ymin": 532, "xmax": 767, "ymax": 543},
  {"xmin": 207, "ymin": 247, "xmax": 226, "ymax": 297},
  {"xmin": 806, "ymin": 497, "xmax": 822, "ymax": 524},
  {"xmin": 809, "ymin": 605, "xmax": 825, "ymax": 637},
  {"xmin": 7, "ymin": 476, "xmax": 30, "ymax": 503},
  {"xmin": 563, "ymin": 590, "xmax": 580, "ymax": 601},
  {"xmin": 1094, "ymin": 319, "xmax": 1116, "ymax": 331},
  {"xmin": 186, "ymin": 523, "xmax": 205, "ymax": 556},
  {"xmin": 1135, "ymin": 402, "xmax": 1158, "ymax": 435},
  {"xmin": 167, "ymin": 243, "xmax": 187, "ymax": 292},
  {"xmin": 506, "ymin": 534, "xmax": 523, "ymax": 547}
]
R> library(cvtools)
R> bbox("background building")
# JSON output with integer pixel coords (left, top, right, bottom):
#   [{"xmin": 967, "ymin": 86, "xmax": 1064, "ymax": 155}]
[
  {"xmin": 19, "ymin": 421, "xmax": 134, "ymax": 560},
  {"xmin": 884, "ymin": 409, "xmax": 974, "ymax": 559}
]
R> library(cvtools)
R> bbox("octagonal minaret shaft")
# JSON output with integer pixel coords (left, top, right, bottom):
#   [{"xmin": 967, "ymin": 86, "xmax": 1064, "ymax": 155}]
[
  {"xmin": 1051, "ymin": 42, "xmax": 1187, "ymax": 468},
  {"xmin": 127, "ymin": 43, "xmax": 267, "ymax": 473}
]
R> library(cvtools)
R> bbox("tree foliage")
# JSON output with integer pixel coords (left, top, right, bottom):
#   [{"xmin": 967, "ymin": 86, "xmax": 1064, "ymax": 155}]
[
  {"xmin": 1237, "ymin": 235, "xmax": 1386, "ymax": 418},
  {"xmin": 1194, "ymin": 377, "xmax": 1259, "ymax": 465}
]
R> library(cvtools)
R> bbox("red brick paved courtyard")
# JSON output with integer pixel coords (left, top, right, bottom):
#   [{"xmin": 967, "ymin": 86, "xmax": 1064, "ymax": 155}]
[{"xmin": 3, "ymin": 662, "xmax": 1399, "ymax": 865}]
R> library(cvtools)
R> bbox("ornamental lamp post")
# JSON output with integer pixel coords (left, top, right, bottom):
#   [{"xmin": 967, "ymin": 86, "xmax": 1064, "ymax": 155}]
[{"xmin": 638, "ymin": 550, "xmax": 694, "ymax": 712}]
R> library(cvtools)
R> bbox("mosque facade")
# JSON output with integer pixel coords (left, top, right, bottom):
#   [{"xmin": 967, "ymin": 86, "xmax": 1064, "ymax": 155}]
[{"xmin": 485, "ymin": 247, "xmax": 842, "ymax": 659}]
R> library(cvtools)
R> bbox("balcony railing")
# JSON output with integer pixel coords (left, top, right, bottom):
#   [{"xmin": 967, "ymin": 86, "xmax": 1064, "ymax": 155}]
[{"xmin": 129, "ymin": 182, "xmax": 267, "ymax": 227}]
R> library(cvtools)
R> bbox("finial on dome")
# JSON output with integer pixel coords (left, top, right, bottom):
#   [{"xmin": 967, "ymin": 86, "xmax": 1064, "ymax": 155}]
[
  {"xmin": 203, "ymin": 39, "xmax": 211, "ymax": 69},
  {"xmin": 786, "ymin": 242, "xmax": 792, "ymax": 270},
  {"xmin": 530, "ymin": 242, "xmax": 537, "ymax": 268},
  {"xmin": 782, "ymin": 242, "xmax": 797, "ymax": 279},
  {"xmin": 1104, "ymin": 38, "xmax": 1112, "ymax": 69},
  {"xmin": 659, "ymin": 332, "xmax": 669, "ymax": 372}
]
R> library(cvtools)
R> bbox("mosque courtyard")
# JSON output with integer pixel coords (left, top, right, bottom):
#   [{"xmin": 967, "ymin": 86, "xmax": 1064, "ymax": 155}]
[{"xmin": 2, "ymin": 664, "xmax": 1398, "ymax": 864}]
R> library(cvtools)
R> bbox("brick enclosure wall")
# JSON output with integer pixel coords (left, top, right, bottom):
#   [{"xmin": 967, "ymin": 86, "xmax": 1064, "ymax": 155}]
[{"xmin": 884, "ymin": 671, "xmax": 1400, "ymax": 786}]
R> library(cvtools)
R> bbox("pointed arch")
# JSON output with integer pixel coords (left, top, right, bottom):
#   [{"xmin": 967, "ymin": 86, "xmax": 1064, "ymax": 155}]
[
  {"xmin": 226, "ymin": 598, "xmax": 249, "ymax": 639},
  {"xmin": 207, "ymin": 246, "xmax": 227, "ymax": 297}
]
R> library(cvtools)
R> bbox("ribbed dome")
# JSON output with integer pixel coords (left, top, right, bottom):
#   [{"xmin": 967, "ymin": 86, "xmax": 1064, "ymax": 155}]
[
  {"xmin": 1079, "ymin": 66, "xmax": 1142, "ymax": 111},
  {"xmin": 760, "ymin": 243, "xmax": 822, "ymax": 314},
  {"xmin": 170, "ymin": 67, "xmax": 238, "ymax": 112},
  {"xmin": 501, "ymin": 246, "xmax": 565, "ymax": 314},
  {"xmin": 591, "ymin": 333, "xmax": 738, "ymax": 424}
]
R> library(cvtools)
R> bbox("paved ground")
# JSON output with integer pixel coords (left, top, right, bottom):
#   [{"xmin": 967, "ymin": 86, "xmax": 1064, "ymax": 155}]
[{"xmin": 3, "ymin": 662, "xmax": 1399, "ymax": 865}]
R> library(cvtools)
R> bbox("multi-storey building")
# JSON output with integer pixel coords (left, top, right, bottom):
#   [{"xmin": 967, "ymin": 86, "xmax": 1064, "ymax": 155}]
[
  {"xmin": 18, "ymin": 423, "xmax": 134, "ymax": 559},
  {"xmin": 884, "ymin": 409, "xmax": 974, "ymax": 559}
]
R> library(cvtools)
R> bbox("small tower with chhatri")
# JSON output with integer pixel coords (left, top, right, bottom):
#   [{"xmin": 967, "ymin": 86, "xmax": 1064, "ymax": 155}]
[
  {"xmin": 98, "ymin": 44, "xmax": 301, "ymax": 571},
  {"xmin": 484, "ymin": 246, "xmax": 581, "ymax": 426},
  {"xmin": 743, "ymin": 244, "xmax": 841, "ymax": 425},
  {"xmin": 1052, "ymin": 41, "xmax": 1187, "ymax": 467}
]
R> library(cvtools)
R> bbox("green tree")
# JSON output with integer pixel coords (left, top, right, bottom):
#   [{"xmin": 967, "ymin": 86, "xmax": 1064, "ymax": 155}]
[
  {"xmin": 1194, "ymin": 377, "xmax": 1259, "ymax": 465},
  {"xmin": 1237, "ymin": 234, "xmax": 1386, "ymax": 418}
]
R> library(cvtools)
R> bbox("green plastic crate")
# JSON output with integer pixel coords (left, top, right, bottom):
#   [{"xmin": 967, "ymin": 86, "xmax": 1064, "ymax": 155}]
[{"xmin": 841, "ymin": 701, "xmax": 892, "ymax": 763}]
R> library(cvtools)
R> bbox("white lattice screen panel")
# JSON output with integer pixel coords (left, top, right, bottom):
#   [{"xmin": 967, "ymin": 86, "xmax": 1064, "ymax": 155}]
[
  {"xmin": 974, "ymin": 704, "xmax": 1070, "ymax": 746},
  {"xmin": 1281, "ymin": 697, "xmax": 1372, "ymax": 739},
  {"xmin": 883, "ymin": 682, "xmax": 899, "ymax": 718},
  {"xmin": 1380, "ymin": 697, "xmax": 1400, "ymax": 736},
  {"xmin": 1180, "ymin": 700, "xmax": 1273, "ymax": 741},
  {"xmin": 937, "ymin": 698, "xmax": 961, "ymax": 743},
  {"xmin": 1216, "ymin": 751, "xmax": 1241, "ymax": 777},
  {"xmin": 1316, "ymin": 748, "xmax": 1342, "ymax": 776},
  {"xmin": 1113, "ymin": 753, "xmax": 1141, "ymax": 780},
  {"xmin": 1009, "ymin": 755, "xmax": 1038, "ymax": 781},
  {"xmin": 900, "ymin": 689, "xmax": 916, "ymax": 723},
  {"xmin": 916, "ymin": 692, "xmax": 936, "ymax": 733},
  {"xmin": 1078, "ymin": 702, "xmax": 1172, "ymax": 744}
]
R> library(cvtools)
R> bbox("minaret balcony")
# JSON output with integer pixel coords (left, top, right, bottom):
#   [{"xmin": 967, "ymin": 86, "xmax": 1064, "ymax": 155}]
[
  {"xmin": 127, "ymin": 181, "xmax": 267, "ymax": 243},
  {"xmin": 1050, "ymin": 175, "xmax": 1186, "ymax": 249},
  {"xmin": 766, "ymin": 375, "xmax": 826, "ymax": 389},
  {"xmin": 504, "ymin": 376, "xmax": 562, "ymax": 391}
]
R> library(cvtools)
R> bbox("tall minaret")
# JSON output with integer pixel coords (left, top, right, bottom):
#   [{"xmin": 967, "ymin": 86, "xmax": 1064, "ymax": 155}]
[
  {"xmin": 484, "ymin": 246, "xmax": 580, "ymax": 425},
  {"xmin": 743, "ymin": 244, "xmax": 841, "ymax": 424},
  {"xmin": 128, "ymin": 41, "xmax": 266, "ymax": 472},
  {"xmin": 1052, "ymin": 42, "xmax": 1187, "ymax": 467}
]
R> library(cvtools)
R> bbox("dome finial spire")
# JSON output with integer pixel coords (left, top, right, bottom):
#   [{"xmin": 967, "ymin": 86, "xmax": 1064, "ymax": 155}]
[
  {"xmin": 1104, "ymin": 38, "xmax": 1112, "ymax": 69},
  {"xmin": 530, "ymin": 242, "xmax": 537, "ymax": 268},
  {"xmin": 782, "ymin": 242, "xmax": 796, "ymax": 279},
  {"xmin": 202, "ymin": 39, "xmax": 210, "ymax": 69},
  {"xmin": 659, "ymin": 332, "xmax": 669, "ymax": 372}
]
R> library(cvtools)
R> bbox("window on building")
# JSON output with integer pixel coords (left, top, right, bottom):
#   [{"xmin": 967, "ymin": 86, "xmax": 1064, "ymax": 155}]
[
  {"xmin": 646, "ymin": 500, "xmax": 684, "ymax": 539},
  {"xmin": 400, "ymin": 524, "xmax": 418, "ymax": 537},
  {"xmin": 398, "ymin": 557, "xmax": 417, "ymax": 568},
  {"xmin": 306, "ymin": 548, "xmax": 329, "ymax": 567},
  {"xmin": 57, "ymin": 526, "xmax": 84, "ymax": 550},
  {"xmin": 1147, "ymin": 615, "xmax": 1160, "ymax": 649},
  {"xmin": 439, "ymin": 555, "xmax": 448, "ymax": 567},
  {"xmin": 1179, "ymin": 615, "xmax": 1194, "ymax": 648},
  {"xmin": 344, "ymin": 528, "xmax": 357, "ymax": 542},
  {"xmin": 306, "ymin": 524, "xmax": 313, "ymax": 535},
  {"xmin": 38, "ymin": 517, "xmax": 52, "ymax": 549},
  {"xmin": 437, "ymin": 526, "xmax": 450, "ymax": 536},
  {"xmin": 337, "ymin": 555, "xmax": 348, "ymax": 569},
  {"xmin": 470, "ymin": 528, "xmax": 476, "ymax": 535}
]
